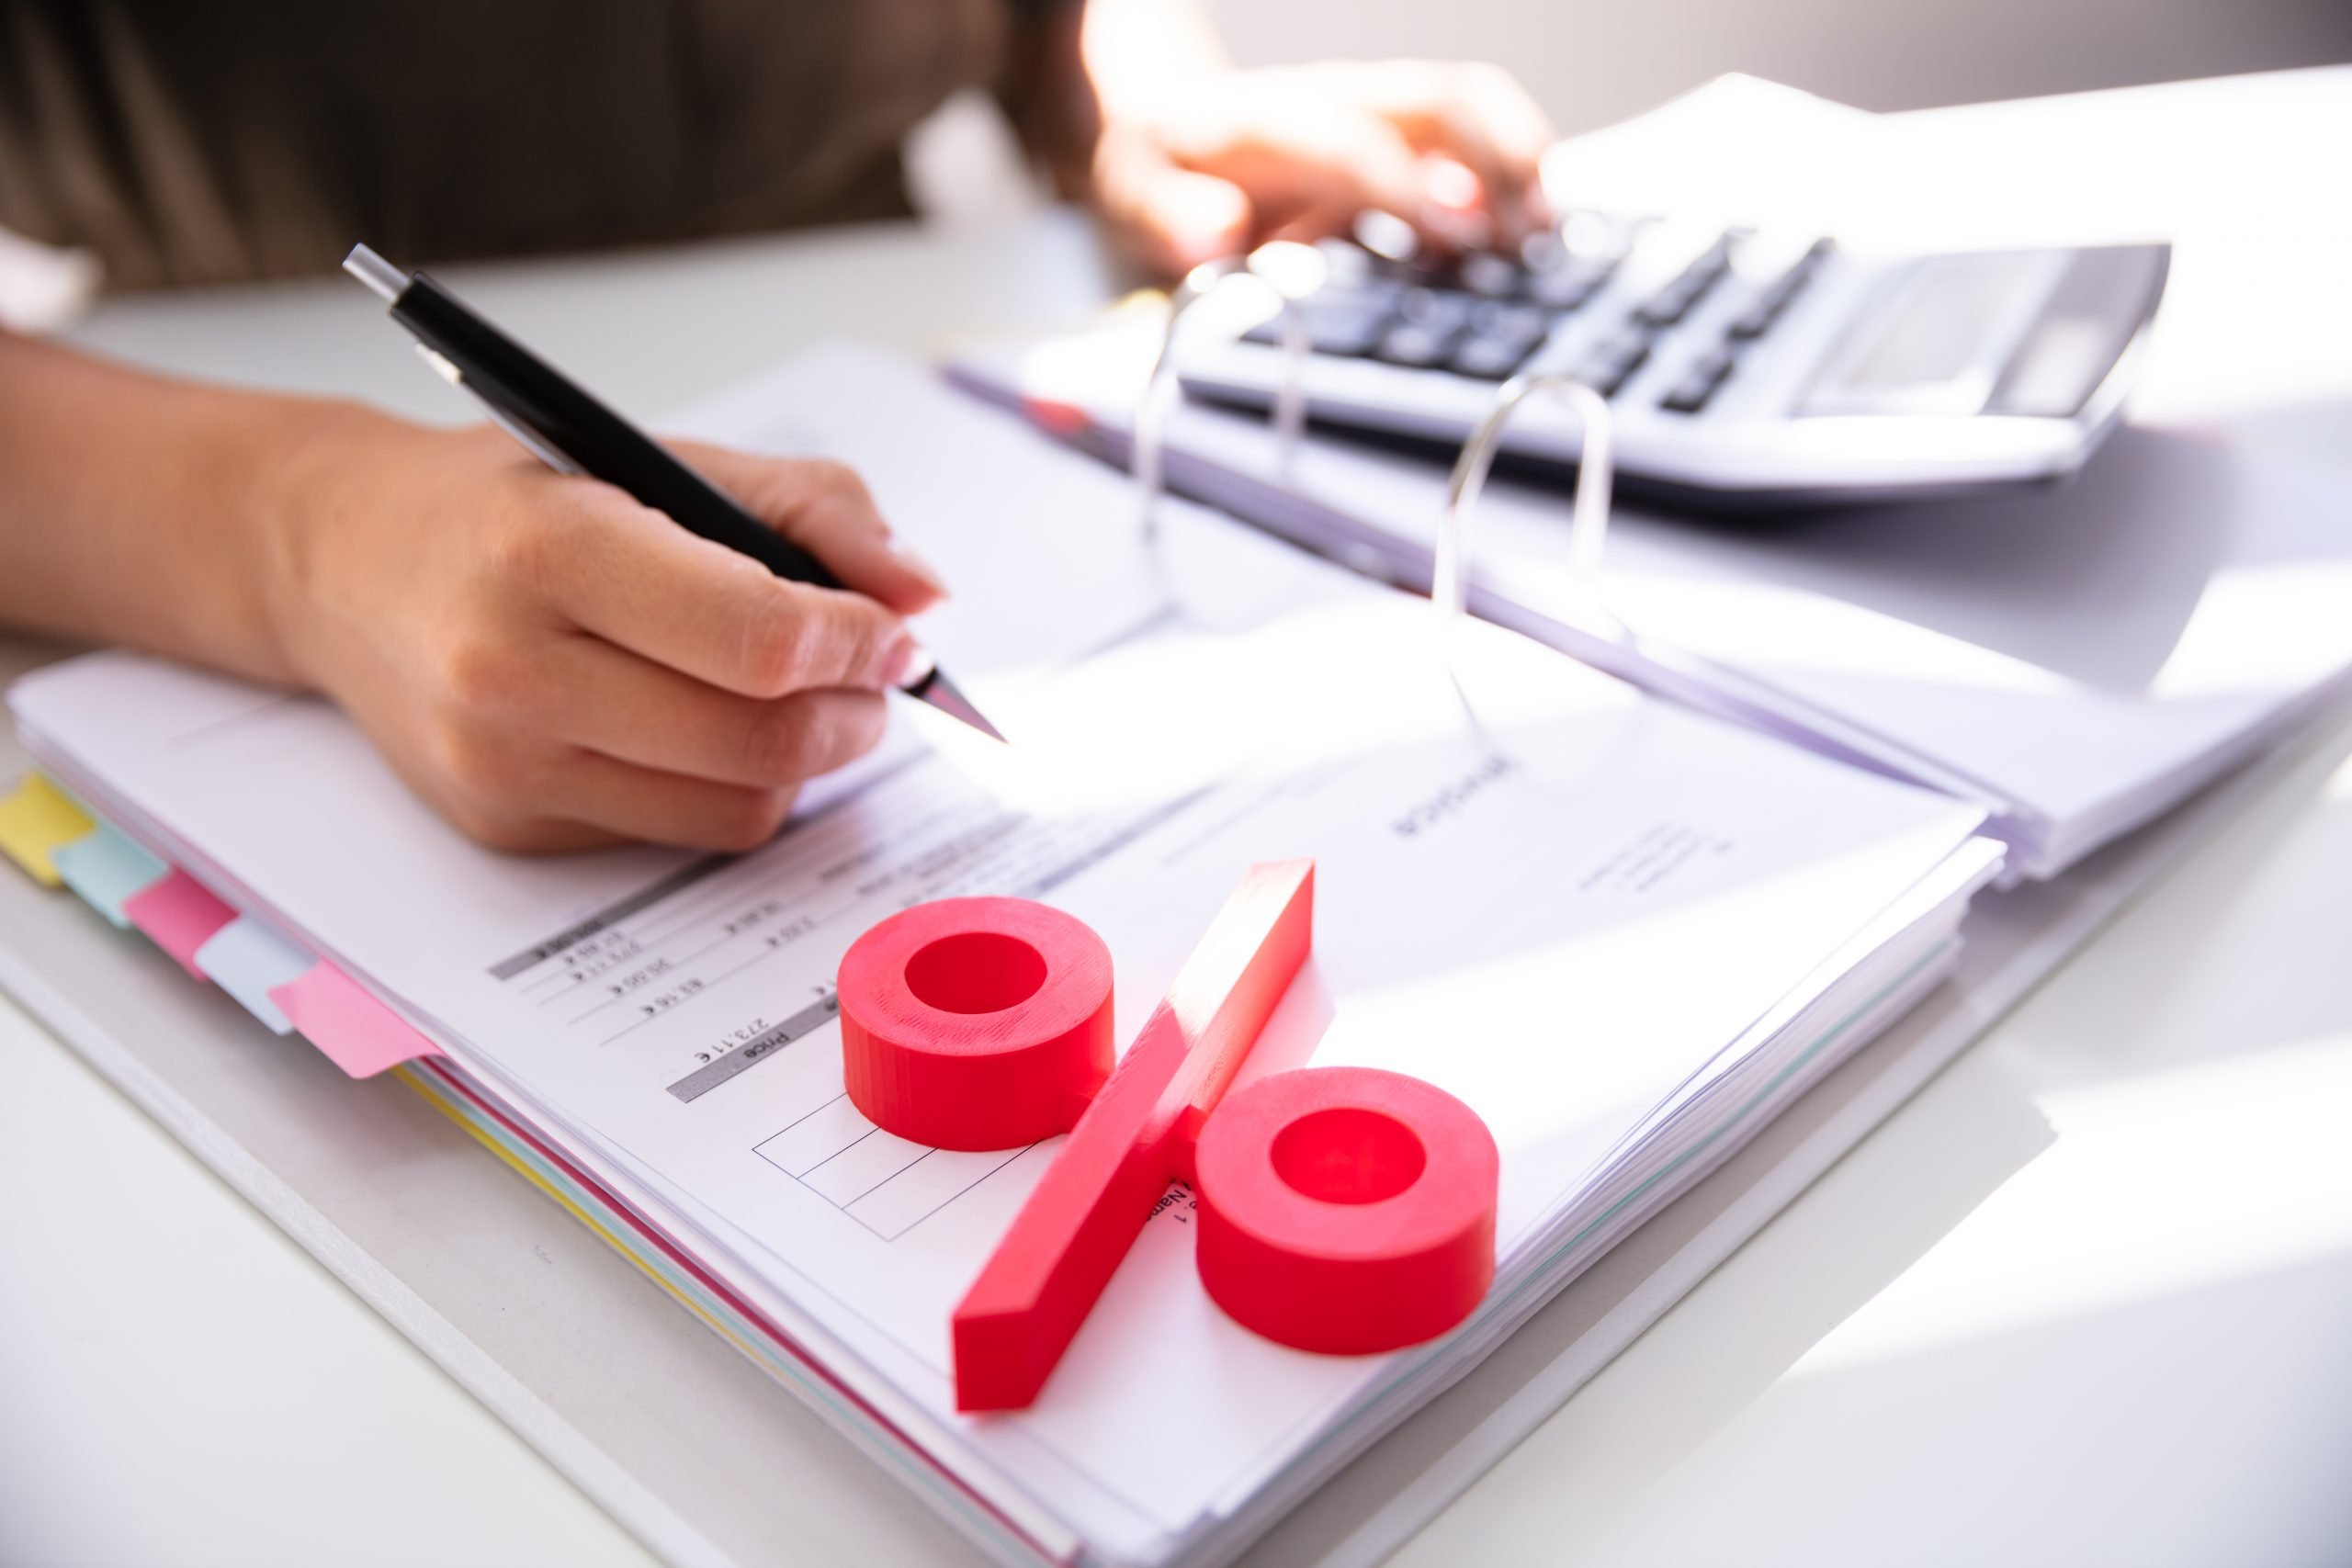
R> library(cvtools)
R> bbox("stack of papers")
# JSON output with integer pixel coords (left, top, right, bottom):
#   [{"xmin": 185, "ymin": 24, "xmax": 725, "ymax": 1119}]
[
  {"xmin": 954, "ymin": 333, "xmax": 2352, "ymax": 877},
  {"xmin": 10, "ymin": 346, "xmax": 1997, "ymax": 1566}
]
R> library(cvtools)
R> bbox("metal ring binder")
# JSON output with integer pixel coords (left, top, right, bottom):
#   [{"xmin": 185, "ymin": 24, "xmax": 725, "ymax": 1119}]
[
  {"xmin": 1134, "ymin": 247, "xmax": 1319, "ymax": 536},
  {"xmin": 1247, "ymin": 242, "xmax": 1330, "ymax": 470},
  {"xmin": 1433, "ymin": 373, "xmax": 1618, "ymax": 637},
  {"xmin": 1135, "ymin": 260, "xmax": 1238, "ymax": 538}
]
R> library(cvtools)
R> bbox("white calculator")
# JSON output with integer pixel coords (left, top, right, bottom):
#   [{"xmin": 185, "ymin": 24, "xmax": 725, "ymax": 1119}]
[{"xmin": 1172, "ymin": 218, "xmax": 2171, "ymax": 509}]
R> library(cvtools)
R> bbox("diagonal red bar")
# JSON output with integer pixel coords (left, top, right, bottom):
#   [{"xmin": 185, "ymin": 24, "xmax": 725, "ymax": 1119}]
[{"xmin": 951, "ymin": 860, "xmax": 1315, "ymax": 1412}]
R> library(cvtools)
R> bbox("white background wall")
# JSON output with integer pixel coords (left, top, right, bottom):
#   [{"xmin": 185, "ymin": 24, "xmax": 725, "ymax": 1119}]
[{"xmin": 1204, "ymin": 0, "xmax": 2352, "ymax": 132}]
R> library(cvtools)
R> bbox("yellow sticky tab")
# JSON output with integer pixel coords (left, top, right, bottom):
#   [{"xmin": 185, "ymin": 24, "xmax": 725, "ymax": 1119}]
[{"xmin": 0, "ymin": 773, "xmax": 97, "ymax": 887}]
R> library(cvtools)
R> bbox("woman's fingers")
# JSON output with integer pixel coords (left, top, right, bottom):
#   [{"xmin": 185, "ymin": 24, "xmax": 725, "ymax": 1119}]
[
  {"xmin": 516, "ymin": 479, "xmax": 925, "ymax": 699},
  {"xmin": 1093, "ymin": 124, "xmax": 1255, "ymax": 275},
  {"xmin": 1096, "ymin": 60, "xmax": 1559, "ymax": 273},
  {"xmin": 531, "ymin": 631, "xmax": 891, "ymax": 788},
  {"xmin": 676, "ymin": 443, "xmax": 947, "ymax": 615},
  {"xmin": 523, "ymin": 750, "xmax": 804, "ymax": 852},
  {"xmin": 1176, "ymin": 80, "xmax": 1433, "ymax": 230},
  {"xmin": 1357, "ymin": 62, "xmax": 1557, "ymax": 240},
  {"xmin": 422, "ymin": 640, "xmax": 890, "ymax": 853},
  {"xmin": 277, "ymin": 412, "xmax": 932, "ymax": 855}
]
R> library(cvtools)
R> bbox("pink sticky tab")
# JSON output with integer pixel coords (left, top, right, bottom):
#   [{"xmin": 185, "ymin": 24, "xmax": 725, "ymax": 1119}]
[
  {"xmin": 121, "ymin": 869, "xmax": 237, "ymax": 980},
  {"xmin": 1023, "ymin": 397, "xmax": 1091, "ymax": 439},
  {"xmin": 268, "ymin": 963, "xmax": 444, "ymax": 1078}
]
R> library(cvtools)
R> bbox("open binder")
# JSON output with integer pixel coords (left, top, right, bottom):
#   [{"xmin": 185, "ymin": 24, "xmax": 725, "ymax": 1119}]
[
  {"xmin": 2, "ymin": 345, "xmax": 2026, "ymax": 1567},
  {"xmin": 953, "ymin": 315, "xmax": 2352, "ymax": 885}
]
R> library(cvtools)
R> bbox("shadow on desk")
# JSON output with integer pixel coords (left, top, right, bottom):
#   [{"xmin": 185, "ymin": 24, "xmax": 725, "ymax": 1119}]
[{"xmin": 1257, "ymin": 712, "xmax": 2352, "ymax": 1568}]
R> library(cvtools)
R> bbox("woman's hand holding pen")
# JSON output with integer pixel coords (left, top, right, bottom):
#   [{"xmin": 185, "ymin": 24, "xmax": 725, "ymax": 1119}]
[
  {"xmin": 263, "ymin": 412, "xmax": 945, "ymax": 854},
  {"xmin": 0, "ymin": 0, "xmax": 1563, "ymax": 864}
]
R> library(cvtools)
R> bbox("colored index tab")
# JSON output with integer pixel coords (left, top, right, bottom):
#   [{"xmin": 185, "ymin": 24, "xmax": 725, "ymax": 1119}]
[
  {"xmin": 194, "ymin": 915, "xmax": 312, "ymax": 1034},
  {"xmin": 1021, "ymin": 397, "xmax": 1092, "ymax": 440},
  {"xmin": 268, "ymin": 963, "xmax": 444, "ymax": 1078},
  {"xmin": 51, "ymin": 820, "xmax": 168, "ymax": 927},
  {"xmin": 122, "ymin": 869, "xmax": 238, "ymax": 980},
  {"xmin": 0, "ymin": 773, "xmax": 96, "ymax": 886}
]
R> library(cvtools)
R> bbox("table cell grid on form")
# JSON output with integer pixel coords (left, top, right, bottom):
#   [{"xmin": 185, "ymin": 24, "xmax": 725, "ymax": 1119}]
[
  {"xmin": 753, "ymin": 1088, "xmax": 874, "ymax": 1175},
  {"xmin": 755, "ymin": 1094, "xmax": 1037, "ymax": 1240}
]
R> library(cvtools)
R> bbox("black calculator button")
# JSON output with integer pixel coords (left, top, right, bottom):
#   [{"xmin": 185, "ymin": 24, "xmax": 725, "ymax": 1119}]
[
  {"xmin": 1573, "ymin": 331, "xmax": 1652, "ymax": 397},
  {"xmin": 1657, "ymin": 349, "xmax": 1736, "ymax": 412},
  {"xmin": 1470, "ymin": 300, "xmax": 1550, "ymax": 340},
  {"xmin": 1724, "ymin": 245, "xmax": 1826, "ymax": 340},
  {"xmin": 1634, "ymin": 235, "xmax": 1736, "ymax": 326},
  {"xmin": 1635, "ymin": 288, "xmax": 1699, "ymax": 327},
  {"xmin": 1449, "ymin": 333, "xmax": 1542, "ymax": 379},
  {"xmin": 1375, "ymin": 321, "xmax": 1465, "ymax": 368},
  {"xmin": 1309, "ymin": 301, "xmax": 1399, "ymax": 356},
  {"xmin": 1582, "ymin": 326, "xmax": 1651, "ymax": 363},
  {"xmin": 1526, "ymin": 258, "xmax": 1614, "ymax": 310},
  {"xmin": 1657, "ymin": 380, "xmax": 1712, "ymax": 413},
  {"xmin": 1397, "ymin": 288, "xmax": 1477, "ymax": 331},
  {"xmin": 1242, "ymin": 296, "xmax": 1395, "ymax": 356},
  {"xmin": 1580, "ymin": 360, "xmax": 1640, "ymax": 399},
  {"xmin": 1317, "ymin": 314, "xmax": 1395, "ymax": 357},
  {"xmin": 1457, "ymin": 253, "xmax": 1522, "ymax": 298}
]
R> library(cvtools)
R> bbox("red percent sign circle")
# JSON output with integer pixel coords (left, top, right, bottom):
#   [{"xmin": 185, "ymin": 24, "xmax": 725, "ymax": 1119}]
[
  {"xmin": 834, "ymin": 863, "xmax": 1500, "ymax": 1409},
  {"xmin": 838, "ymin": 897, "xmax": 1113, "ymax": 1150},
  {"xmin": 1193, "ymin": 1066, "xmax": 1499, "ymax": 1355}
]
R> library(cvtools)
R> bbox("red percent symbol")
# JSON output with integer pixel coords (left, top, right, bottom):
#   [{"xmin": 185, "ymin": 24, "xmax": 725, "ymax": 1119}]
[
  {"xmin": 835, "ymin": 860, "xmax": 1499, "ymax": 1411},
  {"xmin": 839, "ymin": 898, "xmax": 1114, "ymax": 1150}
]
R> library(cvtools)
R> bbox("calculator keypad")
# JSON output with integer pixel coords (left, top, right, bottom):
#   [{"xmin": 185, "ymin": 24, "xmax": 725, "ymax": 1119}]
[{"xmin": 1238, "ymin": 230, "xmax": 1832, "ymax": 413}]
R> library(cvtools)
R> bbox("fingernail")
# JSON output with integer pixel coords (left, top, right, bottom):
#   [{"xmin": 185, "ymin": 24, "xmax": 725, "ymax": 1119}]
[
  {"xmin": 883, "ymin": 634, "xmax": 936, "ymax": 691},
  {"xmin": 892, "ymin": 539, "xmax": 950, "ymax": 599},
  {"xmin": 1421, "ymin": 156, "xmax": 1484, "ymax": 212}
]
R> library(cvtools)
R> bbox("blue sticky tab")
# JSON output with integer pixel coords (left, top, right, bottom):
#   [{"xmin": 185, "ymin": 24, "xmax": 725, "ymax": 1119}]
[
  {"xmin": 51, "ymin": 821, "xmax": 169, "ymax": 928},
  {"xmin": 193, "ymin": 914, "xmax": 313, "ymax": 1034}
]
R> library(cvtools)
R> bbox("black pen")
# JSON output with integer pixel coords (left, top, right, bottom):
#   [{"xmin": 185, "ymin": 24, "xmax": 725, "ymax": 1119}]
[{"xmin": 340, "ymin": 243, "xmax": 1002, "ymax": 742}]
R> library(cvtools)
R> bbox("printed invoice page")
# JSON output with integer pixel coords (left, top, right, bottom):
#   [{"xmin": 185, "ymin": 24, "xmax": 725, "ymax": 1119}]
[{"xmin": 9, "ymin": 346, "xmax": 1992, "ymax": 1562}]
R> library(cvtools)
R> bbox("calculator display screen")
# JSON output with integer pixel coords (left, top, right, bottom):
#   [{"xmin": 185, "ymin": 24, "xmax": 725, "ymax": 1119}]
[{"xmin": 1802, "ymin": 254, "xmax": 2059, "ymax": 417}]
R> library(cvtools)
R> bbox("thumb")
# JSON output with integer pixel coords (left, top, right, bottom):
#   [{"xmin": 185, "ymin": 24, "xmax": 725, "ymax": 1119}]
[{"xmin": 1097, "ymin": 130, "xmax": 1253, "ymax": 277}]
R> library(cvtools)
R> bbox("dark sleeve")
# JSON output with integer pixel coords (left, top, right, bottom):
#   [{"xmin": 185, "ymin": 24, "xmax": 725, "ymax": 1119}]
[
  {"xmin": 995, "ymin": 0, "xmax": 1098, "ymax": 198},
  {"xmin": 0, "ymin": 0, "xmax": 1008, "ymax": 290},
  {"xmin": 0, "ymin": 0, "xmax": 718, "ymax": 288}
]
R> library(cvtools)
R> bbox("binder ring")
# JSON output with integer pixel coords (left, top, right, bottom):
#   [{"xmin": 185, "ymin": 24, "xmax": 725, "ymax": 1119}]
[
  {"xmin": 1247, "ymin": 241, "xmax": 1330, "ymax": 467},
  {"xmin": 1135, "ymin": 248, "xmax": 1320, "ymax": 538},
  {"xmin": 1135, "ymin": 260, "xmax": 1238, "ymax": 538},
  {"xmin": 1432, "ymin": 373, "xmax": 1617, "ymax": 635}
]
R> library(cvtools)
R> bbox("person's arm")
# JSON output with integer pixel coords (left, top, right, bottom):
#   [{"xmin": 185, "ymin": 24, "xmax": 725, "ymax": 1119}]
[
  {"xmin": 0, "ymin": 330, "xmax": 944, "ymax": 852},
  {"xmin": 1012, "ymin": 0, "xmax": 1559, "ymax": 276}
]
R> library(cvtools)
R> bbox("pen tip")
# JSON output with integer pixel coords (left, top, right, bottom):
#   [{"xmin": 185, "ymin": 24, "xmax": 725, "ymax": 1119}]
[{"xmin": 912, "ymin": 669, "xmax": 1007, "ymax": 743}]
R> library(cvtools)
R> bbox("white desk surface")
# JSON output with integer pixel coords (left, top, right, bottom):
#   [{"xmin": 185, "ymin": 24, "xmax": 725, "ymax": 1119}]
[{"xmin": 5, "ymin": 69, "xmax": 2350, "ymax": 1568}]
